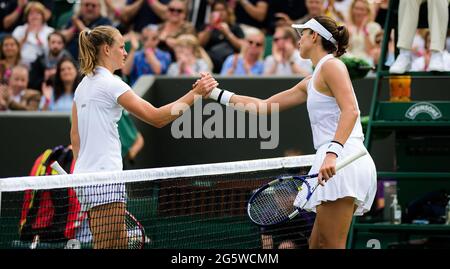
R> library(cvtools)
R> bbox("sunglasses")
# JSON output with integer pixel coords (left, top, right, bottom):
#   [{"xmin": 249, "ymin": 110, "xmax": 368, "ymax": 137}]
[
  {"xmin": 168, "ymin": 7, "xmax": 184, "ymax": 14},
  {"xmin": 247, "ymin": 40, "xmax": 263, "ymax": 47}
]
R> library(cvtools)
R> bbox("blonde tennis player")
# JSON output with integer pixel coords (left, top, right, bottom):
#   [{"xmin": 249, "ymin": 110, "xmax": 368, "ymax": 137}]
[
  {"xmin": 209, "ymin": 16, "xmax": 376, "ymax": 249},
  {"xmin": 71, "ymin": 25, "xmax": 218, "ymax": 249}
]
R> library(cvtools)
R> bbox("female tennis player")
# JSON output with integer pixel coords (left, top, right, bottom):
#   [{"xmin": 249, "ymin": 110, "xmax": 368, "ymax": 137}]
[
  {"xmin": 71, "ymin": 25, "xmax": 218, "ymax": 249},
  {"xmin": 209, "ymin": 16, "xmax": 376, "ymax": 249}
]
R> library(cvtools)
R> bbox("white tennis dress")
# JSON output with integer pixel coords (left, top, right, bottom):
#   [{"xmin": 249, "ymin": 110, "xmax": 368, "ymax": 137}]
[
  {"xmin": 73, "ymin": 66, "xmax": 131, "ymax": 210},
  {"xmin": 295, "ymin": 54, "xmax": 377, "ymax": 216}
]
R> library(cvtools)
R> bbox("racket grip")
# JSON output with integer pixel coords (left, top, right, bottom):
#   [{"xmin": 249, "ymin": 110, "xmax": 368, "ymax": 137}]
[
  {"xmin": 50, "ymin": 161, "xmax": 68, "ymax": 175},
  {"xmin": 335, "ymin": 149, "xmax": 367, "ymax": 171}
]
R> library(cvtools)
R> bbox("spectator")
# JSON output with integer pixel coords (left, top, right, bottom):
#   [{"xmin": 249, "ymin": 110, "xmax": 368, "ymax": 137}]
[
  {"xmin": 0, "ymin": 35, "xmax": 21, "ymax": 84},
  {"xmin": 61, "ymin": 0, "xmax": 112, "ymax": 61},
  {"xmin": 324, "ymin": 0, "xmax": 347, "ymax": 23},
  {"xmin": 265, "ymin": 0, "xmax": 307, "ymax": 35},
  {"xmin": 12, "ymin": 1, "xmax": 54, "ymax": 68},
  {"xmin": 296, "ymin": 0, "xmax": 325, "ymax": 24},
  {"xmin": 220, "ymin": 28, "xmax": 265, "ymax": 75},
  {"xmin": 346, "ymin": 0, "xmax": 381, "ymax": 66},
  {"xmin": 122, "ymin": 25, "xmax": 172, "ymax": 86},
  {"xmin": 369, "ymin": 30, "xmax": 395, "ymax": 69},
  {"xmin": 1, "ymin": 0, "xmax": 52, "ymax": 36},
  {"xmin": 389, "ymin": 0, "xmax": 449, "ymax": 73},
  {"xmin": 373, "ymin": 0, "xmax": 389, "ymax": 27},
  {"xmin": 104, "ymin": 0, "xmax": 170, "ymax": 33},
  {"xmin": 232, "ymin": 0, "xmax": 269, "ymax": 34},
  {"xmin": 40, "ymin": 57, "xmax": 80, "ymax": 112},
  {"xmin": 167, "ymin": 34, "xmax": 212, "ymax": 76},
  {"xmin": 328, "ymin": 0, "xmax": 353, "ymax": 22},
  {"xmin": 158, "ymin": 0, "xmax": 196, "ymax": 57},
  {"xmin": 0, "ymin": 64, "xmax": 40, "ymax": 111},
  {"xmin": 198, "ymin": 0, "xmax": 245, "ymax": 73},
  {"xmin": 28, "ymin": 31, "xmax": 73, "ymax": 91},
  {"xmin": 264, "ymin": 26, "xmax": 312, "ymax": 76}
]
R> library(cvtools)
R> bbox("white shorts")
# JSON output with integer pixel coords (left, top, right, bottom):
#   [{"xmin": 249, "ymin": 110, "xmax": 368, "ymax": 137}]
[
  {"xmin": 75, "ymin": 183, "xmax": 127, "ymax": 211},
  {"xmin": 297, "ymin": 138, "xmax": 377, "ymax": 216}
]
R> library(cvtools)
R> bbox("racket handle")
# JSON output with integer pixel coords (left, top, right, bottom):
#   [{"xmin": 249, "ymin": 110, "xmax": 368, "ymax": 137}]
[
  {"xmin": 50, "ymin": 161, "xmax": 68, "ymax": 175},
  {"xmin": 335, "ymin": 149, "xmax": 367, "ymax": 171}
]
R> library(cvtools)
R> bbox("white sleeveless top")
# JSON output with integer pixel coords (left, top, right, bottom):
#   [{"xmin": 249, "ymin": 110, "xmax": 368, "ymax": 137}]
[{"xmin": 306, "ymin": 54, "xmax": 364, "ymax": 150}]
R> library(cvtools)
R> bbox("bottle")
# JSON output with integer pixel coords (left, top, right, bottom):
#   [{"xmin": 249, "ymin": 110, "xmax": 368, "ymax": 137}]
[
  {"xmin": 390, "ymin": 194, "xmax": 402, "ymax": 224},
  {"xmin": 445, "ymin": 197, "xmax": 450, "ymax": 225}
]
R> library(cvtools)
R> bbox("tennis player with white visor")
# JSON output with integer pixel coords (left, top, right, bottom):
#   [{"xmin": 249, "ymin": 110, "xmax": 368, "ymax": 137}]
[{"xmin": 208, "ymin": 16, "xmax": 377, "ymax": 249}]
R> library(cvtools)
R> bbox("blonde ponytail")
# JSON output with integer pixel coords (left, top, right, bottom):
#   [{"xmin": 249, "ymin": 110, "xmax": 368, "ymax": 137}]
[{"xmin": 78, "ymin": 26, "xmax": 120, "ymax": 75}]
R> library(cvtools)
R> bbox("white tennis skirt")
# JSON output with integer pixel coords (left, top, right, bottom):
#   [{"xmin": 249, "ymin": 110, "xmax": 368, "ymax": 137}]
[
  {"xmin": 75, "ymin": 183, "xmax": 127, "ymax": 211},
  {"xmin": 298, "ymin": 138, "xmax": 377, "ymax": 216}
]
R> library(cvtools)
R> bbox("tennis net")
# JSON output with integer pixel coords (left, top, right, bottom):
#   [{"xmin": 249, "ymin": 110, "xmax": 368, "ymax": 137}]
[{"xmin": 0, "ymin": 155, "xmax": 315, "ymax": 249}]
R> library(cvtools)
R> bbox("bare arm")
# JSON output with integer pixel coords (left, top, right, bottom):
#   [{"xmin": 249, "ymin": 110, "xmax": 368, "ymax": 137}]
[
  {"xmin": 226, "ymin": 76, "xmax": 310, "ymax": 114},
  {"xmin": 238, "ymin": 0, "xmax": 268, "ymax": 22},
  {"xmin": 322, "ymin": 60, "xmax": 359, "ymax": 145},
  {"xmin": 70, "ymin": 103, "xmax": 80, "ymax": 161},
  {"xmin": 3, "ymin": 3, "xmax": 25, "ymax": 30},
  {"xmin": 147, "ymin": 0, "xmax": 168, "ymax": 21},
  {"xmin": 118, "ymin": 74, "xmax": 218, "ymax": 128},
  {"xmin": 116, "ymin": 0, "xmax": 145, "ymax": 24},
  {"xmin": 317, "ymin": 59, "xmax": 360, "ymax": 182}
]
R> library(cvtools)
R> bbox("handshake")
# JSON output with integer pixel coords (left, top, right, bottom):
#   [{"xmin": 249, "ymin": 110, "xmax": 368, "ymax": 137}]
[{"xmin": 190, "ymin": 72, "xmax": 234, "ymax": 105}]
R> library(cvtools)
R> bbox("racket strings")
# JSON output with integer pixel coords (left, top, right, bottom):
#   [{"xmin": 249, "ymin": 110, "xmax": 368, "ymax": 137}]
[
  {"xmin": 125, "ymin": 214, "xmax": 144, "ymax": 249},
  {"xmin": 249, "ymin": 180, "xmax": 308, "ymax": 225}
]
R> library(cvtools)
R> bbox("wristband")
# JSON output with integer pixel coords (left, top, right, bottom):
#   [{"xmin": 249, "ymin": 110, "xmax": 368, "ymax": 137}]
[
  {"xmin": 210, "ymin": 88, "xmax": 234, "ymax": 106},
  {"xmin": 326, "ymin": 140, "xmax": 343, "ymax": 158},
  {"xmin": 114, "ymin": 8, "xmax": 121, "ymax": 18},
  {"xmin": 16, "ymin": 6, "xmax": 23, "ymax": 14}
]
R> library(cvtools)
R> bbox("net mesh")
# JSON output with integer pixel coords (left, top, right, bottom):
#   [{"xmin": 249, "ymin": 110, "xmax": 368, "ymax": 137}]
[{"xmin": 0, "ymin": 155, "xmax": 315, "ymax": 249}]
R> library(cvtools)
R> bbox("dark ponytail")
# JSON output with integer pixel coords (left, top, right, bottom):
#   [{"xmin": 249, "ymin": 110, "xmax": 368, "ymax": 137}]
[{"xmin": 314, "ymin": 16, "xmax": 349, "ymax": 57}]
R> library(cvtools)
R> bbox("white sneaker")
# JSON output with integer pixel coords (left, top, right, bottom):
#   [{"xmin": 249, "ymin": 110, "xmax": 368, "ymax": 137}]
[
  {"xmin": 389, "ymin": 53, "xmax": 411, "ymax": 74},
  {"xmin": 428, "ymin": 51, "xmax": 445, "ymax": 72}
]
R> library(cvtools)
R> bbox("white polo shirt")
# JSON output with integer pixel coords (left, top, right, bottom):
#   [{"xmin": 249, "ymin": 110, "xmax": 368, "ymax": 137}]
[{"xmin": 73, "ymin": 66, "xmax": 131, "ymax": 173}]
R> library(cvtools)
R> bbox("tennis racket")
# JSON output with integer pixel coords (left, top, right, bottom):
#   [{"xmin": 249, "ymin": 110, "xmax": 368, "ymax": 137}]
[
  {"xmin": 50, "ymin": 161, "xmax": 146, "ymax": 249},
  {"xmin": 247, "ymin": 149, "xmax": 367, "ymax": 227}
]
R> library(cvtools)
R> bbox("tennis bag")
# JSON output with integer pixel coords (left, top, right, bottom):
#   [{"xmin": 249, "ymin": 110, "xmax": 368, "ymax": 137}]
[{"xmin": 19, "ymin": 145, "xmax": 83, "ymax": 242}]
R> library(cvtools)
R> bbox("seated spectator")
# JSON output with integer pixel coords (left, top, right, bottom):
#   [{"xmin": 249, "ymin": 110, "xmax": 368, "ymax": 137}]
[
  {"xmin": 40, "ymin": 57, "xmax": 80, "ymax": 112},
  {"xmin": 296, "ymin": 0, "xmax": 325, "ymax": 24},
  {"xmin": 0, "ymin": 65, "xmax": 40, "ymax": 111},
  {"xmin": 104, "ymin": 0, "xmax": 170, "ymax": 33},
  {"xmin": 29, "ymin": 32, "xmax": 73, "ymax": 91},
  {"xmin": 167, "ymin": 34, "xmax": 212, "ymax": 76},
  {"xmin": 61, "ymin": 0, "xmax": 112, "ymax": 61},
  {"xmin": 1, "ymin": 0, "xmax": 52, "ymax": 36},
  {"xmin": 389, "ymin": 0, "xmax": 448, "ymax": 73},
  {"xmin": 346, "ymin": 0, "xmax": 381, "ymax": 66},
  {"xmin": 264, "ymin": 26, "xmax": 312, "ymax": 76},
  {"xmin": 158, "ymin": 0, "xmax": 196, "ymax": 58},
  {"xmin": 324, "ymin": 0, "xmax": 347, "ymax": 23},
  {"xmin": 198, "ymin": 0, "xmax": 244, "ymax": 73},
  {"xmin": 220, "ymin": 28, "xmax": 265, "ymax": 75},
  {"xmin": 265, "ymin": 0, "xmax": 307, "ymax": 35},
  {"xmin": 369, "ymin": 30, "xmax": 395, "ymax": 69},
  {"xmin": 12, "ymin": 1, "xmax": 54, "ymax": 67},
  {"xmin": 122, "ymin": 25, "xmax": 172, "ymax": 85},
  {"xmin": 0, "ymin": 35, "xmax": 21, "ymax": 84},
  {"xmin": 232, "ymin": 0, "xmax": 269, "ymax": 34}
]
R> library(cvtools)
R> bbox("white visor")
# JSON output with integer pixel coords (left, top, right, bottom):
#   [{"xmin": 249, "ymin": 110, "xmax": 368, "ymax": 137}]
[{"xmin": 292, "ymin": 18, "xmax": 337, "ymax": 45}]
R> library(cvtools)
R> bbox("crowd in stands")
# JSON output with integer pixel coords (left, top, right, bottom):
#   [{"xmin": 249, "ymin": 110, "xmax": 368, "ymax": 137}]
[{"xmin": 1, "ymin": 0, "xmax": 450, "ymax": 112}]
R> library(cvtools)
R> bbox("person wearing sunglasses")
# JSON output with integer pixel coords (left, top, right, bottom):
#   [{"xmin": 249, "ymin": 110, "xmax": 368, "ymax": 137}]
[
  {"xmin": 61, "ymin": 0, "xmax": 112, "ymax": 61},
  {"xmin": 264, "ymin": 26, "xmax": 312, "ymax": 76},
  {"xmin": 220, "ymin": 28, "xmax": 265, "ymax": 75},
  {"xmin": 158, "ymin": 0, "xmax": 196, "ymax": 59},
  {"xmin": 209, "ymin": 16, "xmax": 377, "ymax": 248}
]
